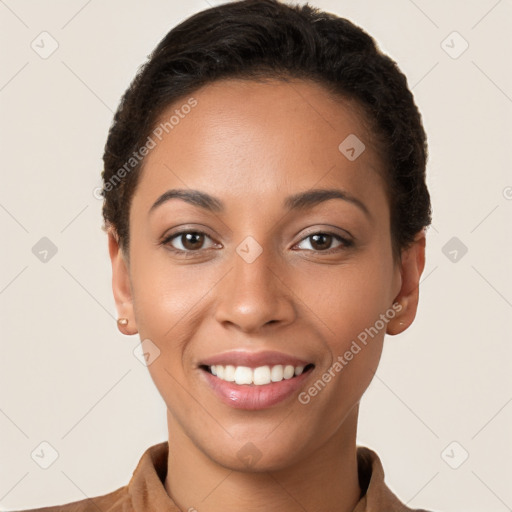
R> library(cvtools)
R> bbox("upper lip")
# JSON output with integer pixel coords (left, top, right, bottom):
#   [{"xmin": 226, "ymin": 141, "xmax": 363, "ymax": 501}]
[{"xmin": 199, "ymin": 350, "xmax": 312, "ymax": 369}]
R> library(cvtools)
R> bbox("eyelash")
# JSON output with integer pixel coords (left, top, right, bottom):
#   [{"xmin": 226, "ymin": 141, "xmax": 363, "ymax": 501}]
[{"xmin": 161, "ymin": 230, "xmax": 354, "ymax": 256}]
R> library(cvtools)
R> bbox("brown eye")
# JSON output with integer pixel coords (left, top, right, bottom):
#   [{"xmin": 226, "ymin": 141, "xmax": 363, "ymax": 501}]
[
  {"xmin": 309, "ymin": 233, "xmax": 333, "ymax": 251},
  {"xmin": 296, "ymin": 232, "xmax": 353, "ymax": 253},
  {"xmin": 164, "ymin": 231, "xmax": 216, "ymax": 253},
  {"xmin": 180, "ymin": 232, "xmax": 205, "ymax": 250}
]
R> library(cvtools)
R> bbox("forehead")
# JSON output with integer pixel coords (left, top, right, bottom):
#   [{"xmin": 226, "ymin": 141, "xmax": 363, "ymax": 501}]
[{"xmin": 133, "ymin": 78, "xmax": 387, "ymax": 216}]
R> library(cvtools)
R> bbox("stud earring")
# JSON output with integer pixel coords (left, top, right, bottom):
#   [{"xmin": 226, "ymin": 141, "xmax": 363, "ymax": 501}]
[{"xmin": 117, "ymin": 318, "xmax": 129, "ymax": 327}]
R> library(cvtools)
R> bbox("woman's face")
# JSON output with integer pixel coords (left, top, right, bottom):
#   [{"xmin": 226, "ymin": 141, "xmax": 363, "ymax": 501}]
[{"xmin": 111, "ymin": 78, "xmax": 421, "ymax": 471}]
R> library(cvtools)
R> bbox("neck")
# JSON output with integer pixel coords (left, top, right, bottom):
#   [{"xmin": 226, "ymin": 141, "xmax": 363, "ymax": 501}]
[{"xmin": 164, "ymin": 407, "xmax": 361, "ymax": 512}]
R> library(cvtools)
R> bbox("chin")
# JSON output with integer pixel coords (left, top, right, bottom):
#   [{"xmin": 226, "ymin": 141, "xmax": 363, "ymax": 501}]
[{"xmin": 198, "ymin": 430, "xmax": 314, "ymax": 473}]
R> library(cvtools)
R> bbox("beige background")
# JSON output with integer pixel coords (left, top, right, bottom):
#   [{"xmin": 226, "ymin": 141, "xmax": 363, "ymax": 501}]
[{"xmin": 1, "ymin": 1, "xmax": 511, "ymax": 511}]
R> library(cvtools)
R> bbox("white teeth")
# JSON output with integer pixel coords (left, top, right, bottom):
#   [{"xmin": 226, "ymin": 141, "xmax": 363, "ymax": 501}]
[
  {"xmin": 283, "ymin": 365, "xmax": 295, "ymax": 379},
  {"xmin": 208, "ymin": 363, "xmax": 309, "ymax": 385},
  {"xmin": 253, "ymin": 365, "xmax": 271, "ymax": 385},
  {"xmin": 270, "ymin": 365, "xmax": 284, "ymax": 382},
  {"xmin": 294, "ymin": 366, "xmax": 304, "ymax": 376},
  {"xmin": 234, "ymin": 366, "xmax": 253, "ymax": 385},
  {"xmin": 224, "ymin": 364, "xmax": 236, "ymax": 382}
]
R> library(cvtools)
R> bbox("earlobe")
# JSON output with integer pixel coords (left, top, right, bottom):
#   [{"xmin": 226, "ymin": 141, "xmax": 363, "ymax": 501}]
[
  {"xmin": 108, "ymin": 227, "xmax": 138, "ymax": 336},
  {"xmin": 386, "ymin": 231, "xmax": 426, "ymax": 336}
]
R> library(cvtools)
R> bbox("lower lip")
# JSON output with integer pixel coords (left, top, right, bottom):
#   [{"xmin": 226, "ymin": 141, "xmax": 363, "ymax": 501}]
[{"xmin": 200, "ymin": 368, "xmax": 313, "ymax": 410}]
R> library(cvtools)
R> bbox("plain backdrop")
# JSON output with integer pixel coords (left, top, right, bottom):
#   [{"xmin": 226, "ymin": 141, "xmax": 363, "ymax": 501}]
[{"xmin": 1, "ymin": 1, "xmax": 511, "ymax": 511}]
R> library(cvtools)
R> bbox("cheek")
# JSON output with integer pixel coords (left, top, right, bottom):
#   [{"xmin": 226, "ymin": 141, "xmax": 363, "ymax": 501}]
[
  {"xmin": 128, "ymin": 248, "xmax": 222, "ymax": 396},
  {"xmin": 299, "ymin": 252, "xmax": 394, "ymax": 351},
  {"xmin": 294, "ymin": 252, "xmax": 392, "ymax": 406},
  {"xmin": 129, "ymin": 257, "xmax": 208, "ymax": 413},
  {"xmin": 130, "ymin": 249, "xmax": 210, "ymax": 340},
  {"xmin": 295, "ymin": 269, "xmax": 388, "ymax": 436}
]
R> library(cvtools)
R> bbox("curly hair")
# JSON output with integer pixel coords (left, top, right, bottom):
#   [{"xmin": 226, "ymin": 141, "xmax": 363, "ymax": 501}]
[{"xmin": 101, "ymin": 0, "xmax": 431, "ymax": 260}]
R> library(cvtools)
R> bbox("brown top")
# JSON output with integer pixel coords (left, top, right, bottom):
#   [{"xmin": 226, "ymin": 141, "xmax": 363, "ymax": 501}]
[{"xmin": 18, "ymin": 441, "xmax": 433, "ymax": 512}]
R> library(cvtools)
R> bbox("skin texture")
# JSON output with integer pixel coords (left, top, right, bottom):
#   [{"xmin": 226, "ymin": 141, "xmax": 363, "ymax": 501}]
[{"xmin": 108, "ymin": 78, "xmax": 426, "ymax": 512}]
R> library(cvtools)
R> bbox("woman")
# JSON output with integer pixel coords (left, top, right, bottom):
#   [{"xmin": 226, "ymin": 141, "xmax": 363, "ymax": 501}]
[{"xmin": 20, "ymin": 0, "xmax": 434, "ymax": 510}]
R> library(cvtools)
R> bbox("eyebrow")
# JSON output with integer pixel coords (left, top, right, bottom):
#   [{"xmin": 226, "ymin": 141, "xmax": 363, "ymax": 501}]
[{"xmin": 149, "ymin": 188, "xmax": 370, "ymax": 218}]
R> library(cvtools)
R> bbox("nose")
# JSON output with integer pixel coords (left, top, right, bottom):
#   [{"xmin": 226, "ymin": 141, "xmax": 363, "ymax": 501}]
[{"xmin": 214, "ymin": 243, "xmax": 296, "ymax": 333}]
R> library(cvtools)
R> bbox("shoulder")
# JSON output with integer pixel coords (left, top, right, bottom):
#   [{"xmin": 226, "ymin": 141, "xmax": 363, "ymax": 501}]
[
  {"xmin": 12, "ymin": 441, "xmax": 170, "ymax": 512},
  {"xmin": 356, "ymin": 446, "xmax": 439, "ymax": 512},
  {"xmin": 14, "ymin": 484, "xmax": 130, "ymax": 512}
]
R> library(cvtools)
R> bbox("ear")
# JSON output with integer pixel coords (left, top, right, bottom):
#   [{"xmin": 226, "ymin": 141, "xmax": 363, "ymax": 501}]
[
  {"xmin": 386, "ymin": 230, "xmax": 426, "ymax": 335},
  {"xmin": 108, "ymin": 227, "xmax": 138, "ymax": 335}
]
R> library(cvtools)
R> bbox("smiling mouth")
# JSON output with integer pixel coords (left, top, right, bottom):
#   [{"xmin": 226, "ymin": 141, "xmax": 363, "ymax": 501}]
[{"xmin": 200, "ymin": 363, "xmax": 315, "ymax": 386}]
